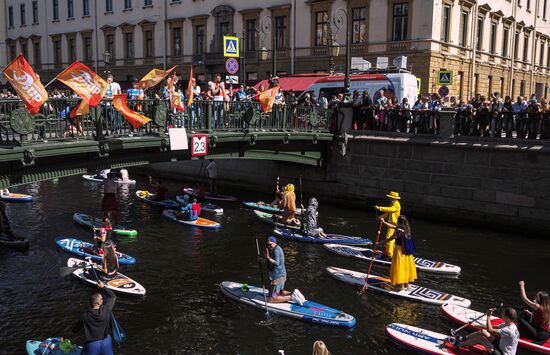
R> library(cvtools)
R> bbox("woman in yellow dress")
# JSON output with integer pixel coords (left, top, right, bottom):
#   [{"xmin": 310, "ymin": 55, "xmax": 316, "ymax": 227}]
[
  {"xmin": 375, "ymin": 215, "xmax": 417, "ymax": 291},
  {"xmin": 374, "ymin": 191, "xmax": 401, "ymax": 257}
]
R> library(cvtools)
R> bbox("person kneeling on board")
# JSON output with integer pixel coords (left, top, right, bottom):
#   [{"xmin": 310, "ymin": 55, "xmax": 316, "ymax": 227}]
[
  {"xmin": 178, "ymin": 196, "xmax": 201, "ymax": 221},
  {"xmin": 518, "ymin": 281, "xmax": 550, "ymax": 343},
  {"xmin": 280, "ymin": 184, "xmax": 300, "ymax": 225},
  {"xmin": 264, "ymin": 236, "xmax": 305, "ymax": 305},
  {"xmin": 374, "ymin": 215, "xmax": 417, "ymax": 291},
  {"xmin": 101, "ymin": 241, "xmax": 119, "ymax": 280},
  {"xmin": 452, "ymin": 307, "xmax": 519, "ymax": 355},
  {"xmin": 300, "ymin": 197, "xmax": 326, "ymax": 237}
]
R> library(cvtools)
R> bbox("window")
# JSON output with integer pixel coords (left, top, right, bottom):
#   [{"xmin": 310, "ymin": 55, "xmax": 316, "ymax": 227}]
[
  {"xmin": 392, "ymin": 3, "xmax": 409, "ymax": 41},
  {"xmin": 474, "ymin": 73, "xmax": 479, "ymax": 95},
  {"xmin": 53, "ymin": 39, "xmax": 62, "ymax": 65},
  {"xmin": 125, "ymin": 0, "xmax": 132, "ymax": 10},
  {"xmin": 83, "ymin": 36, "xmax": 92, "ymax": 62},
  {"xmin": 8, "ymin": 6, "xmax": 13, "ymax": 27},
  {"xmin": 487, "ymin": 75, "xmax": 492, "ymax": 97},
  {"xmin": 315, "ymin": 11, "xmax": 329, "ymax": 46},
  {"xmin": 8, "ymin": 43, "xmax": 16, "ymax": 61},
  {"xmin": 83, "ymin": 0, "xmax": 90, "ymax": 16},
  {"xmin": 511, "ymin": 79, "xmax": 516, "ymax": 98},
  {"xmin": 105, "ymin": 34, "xmax": 114, "ymax": 59},
  {"xmin": 523, "ymin": 34, "xmax": 529, "ymax": 62},
  {"xmin": 53, "ymin": 0, "xmax": 59, "ymax": 20},
  {"xmin": 459, "ymin": 10, "xmax": 468, "ymax": 47},
  {"xmin": 545, "ymin": 0, "xmax": 548, "ymax": 18},
  {"xmin": 547, "ymin": 45, "xmax": 550, "ymax": 67},
  {"xmin": 499, "ymin": 78, "xmax": 504, "ymax": 97},
  {"xmin": 476, "ymin": 16, "xmax": 483, "ymax": 51},
  {"xmin": 21, "ymin": 42, "xmax": 28, "ymax": 59},
  {"xmin": 106, "ymin": 0, "xmax": 113, "ymax": 12},
  {"xmin": 33, "ymin": 41, "xmax": 41, "ymax": 65},
  {"xmin": 527, "ymin": 0, "xmax": 531, "ymax": 10},
  {"xmin": 540, "ymin": 41, "xmax": 545, "ymax": 66},
  {"xmin": 246, "ymin": 19, "xmax": 256, "ymax": 52},
  {"xmin": 195, "ymin": 25, "xmax": 205, "ymax": 55},
  {"xmin": 441, "ymin": 4, "xmax": 451, "ymax": 43},
  {"xmin": 172, "ymin": 27, "xmax": 181, "ymax": 56},
  {"xmin": 144, "ymin": 0, "xmax": 152, "ymax": 6},
  {"xmin": 275, "ymin": 16, "xmax": 286, "ymax": 49},
  {"xmin": 124, "ymin": 32, "xmax": 134, "ymax": 59},
  {"xmin": 68, "ymin": 0, "xmax": 74, "ymax": 18},
  {"xmin": 502, "ymin": 27, "xmax": 509, "ymax": 57},
  {"xmin": 514, "ymin": 31, "xmax": 520, "ymax": 59},
  {"xmin": 458, "ymin": 71, "xmax": 464, "ymax": 99},
  {"xmin": 68, "ymin": 38, "xmax": 76, "ymax": 62},
  {"xmin": 352, "ymin": 7, "xmax": 366, "ymax": 44},
  {"xmin": 520, "ymin": 80, "xmax": 526, "ymax": 96},
  {"xmin": 32, "ymin": 1, "xmax": 38, "ymax": 24},
  {"xmin": 489, "ymin": 22, "xmax": 497, "ymax": 54},
  {"xmin": 144, "ymin": 30, "xmax": 153, "ymax": 58},
  {"xmin": 20, "ymin": 4, "xmax": 26, "ymax": 26}
]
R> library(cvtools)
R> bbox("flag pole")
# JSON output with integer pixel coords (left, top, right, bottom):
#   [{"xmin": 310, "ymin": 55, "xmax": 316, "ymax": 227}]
[{"xmin": 44, "ymin": 77, "xmax": 57, "ymax": 89}]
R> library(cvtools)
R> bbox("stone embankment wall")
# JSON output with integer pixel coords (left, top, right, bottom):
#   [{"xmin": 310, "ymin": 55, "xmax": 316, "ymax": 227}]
[{"xmin": 143, "ymin": 135, "xmax": 550, "ymax": 232}]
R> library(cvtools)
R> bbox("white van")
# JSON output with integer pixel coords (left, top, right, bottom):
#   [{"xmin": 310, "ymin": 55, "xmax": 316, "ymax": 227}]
[{"xmin": 303, "ymin": 72, "xmax": 419, "ymax": 104}]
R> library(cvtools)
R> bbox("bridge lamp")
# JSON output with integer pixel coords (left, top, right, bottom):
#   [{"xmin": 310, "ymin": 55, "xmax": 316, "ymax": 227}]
[{"xmin": 329, "ymin": 40, "xmax": 340, "ymax": 74}]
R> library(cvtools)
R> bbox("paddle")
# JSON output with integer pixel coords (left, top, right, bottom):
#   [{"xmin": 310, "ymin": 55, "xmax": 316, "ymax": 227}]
[
  {"xmin": 299, "ymin": 176, "xmax": 303, "ymax": 207},
  {"xmin": 450, "ymin": 303, "xmax": 504, "ymax": 336},
  {"xmin": 359, "ymin": 219, "xmax": 384, "ymax": 294},
  {"xmin": 255, "ymin": 236, "xmax": 271, "ymax": 319},
  {"xmin": 275, "ymin": 177, "xmax": 279, "ymax": 202}
]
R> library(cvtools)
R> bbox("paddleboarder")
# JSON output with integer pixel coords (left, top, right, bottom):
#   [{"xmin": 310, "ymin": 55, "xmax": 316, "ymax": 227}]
[
  {"xmin": 206, "ymin": 159, "xmax": 218, "ymax": 195},
  {"xmin": 101, "ymin": 241, "xmax": 119, "ymax": 280},
  {"xmin": 72, "ymin": 280, "xmax": 116, "ymax": 355},
  {"xmin": 178, "ymin": 196, "xmax": 201, "ymax": 221},
  {"xmin": 452, "ymin": 307, "xmax": 519, "ymax": 355},
  {"xmin": 312, "ymin": 340, "xmax": 331, "ymax": 355},
  {"xmin": 281, "ymin": 184, "xmax": 300, "ymax": 225},
  {"xmin": 375, "ymin": 191, "xmax": 401, "ymax": 257},
  {"xmin": 92, "ymin": 217, "xmax": 112, "ymax": 254},
  {"xmin": 102, "ymin": 173, "xmax": 119, "ymax": 224},
  {"xmin": 300, "ymin": 197, "xmax": 327, "ymax": 237},
  {"xmin": 149, "ymin": 176, "xmax": 167, "ymax": 201},
  {"xmin": 518, "ymin": 281, "xmax": 550, "ymax": 342}
]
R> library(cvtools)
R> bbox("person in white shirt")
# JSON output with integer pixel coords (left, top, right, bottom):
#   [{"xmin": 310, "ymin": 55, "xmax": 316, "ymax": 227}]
[
  {"xmin": 206, "ymin": 159, "xmax": 218, "ymax": 195},
  {"xmin": 208, "ymin": 74, "xmax": 225, "ymax": 129},
  {"xmin": 104, "ymin": 74, "xmax": 122, "ymax": 133},
  {"xmin": 119, "ymin": 169, "xmax": 129, "ymax": 182}
]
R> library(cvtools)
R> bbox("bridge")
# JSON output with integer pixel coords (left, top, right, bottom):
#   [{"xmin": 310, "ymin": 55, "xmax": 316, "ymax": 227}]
[{"xmin": 0, "ymin": 99, "xmax": 334, "ymax": 188}]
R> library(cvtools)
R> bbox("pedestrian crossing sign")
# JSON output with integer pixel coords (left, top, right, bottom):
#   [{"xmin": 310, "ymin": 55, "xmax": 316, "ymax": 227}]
[
  {"xmin": 437, "ymin": 70, "xmax": 453, "ymax": 85},
  {"xmin": 223, "ymin": 36, "xmax": 239, "ymax": 57}
]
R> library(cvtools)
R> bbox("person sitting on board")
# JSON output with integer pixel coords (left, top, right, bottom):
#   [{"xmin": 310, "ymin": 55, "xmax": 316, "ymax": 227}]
[
  {"xmin": 178, "ymin": 196, "xmax": 201, "ymax": 221},
  {"xmin": 101, "ymin": 241, "xmax": 119, "ymax": 280},
  {"xmin": 72, "ymin": 280, "xmax": 116, "ymax": 355},
  {"xmin": 452, "ymin": 307, "xmax": 519, "ymax": 355},
  {"xmin": 264, "ymin": 236, "xmax": 305, "ymax": 305},
  {"xmin": 1, "ymin": 188, "xmax": 9, "ymax": 196},
  {"xmin": 374, "ymin": 191, "xmax": 402, "ymax": 258},
  {"xmin": 300, "ymin": 197, "xmax": 327, "ymax": 237},
  {"xmin": 518, "ymin": 281, "xmax": 550, "ymax": 343},
  {"xmin": 149, "ymin": 176, "xmax": 167, "ymax": 201},
  {"xmin": 119, "ymin": 169, "xmax": 130, "ymax": 182},
  {"xmin": 374, "ymin": 215, "xmax": 417, "ymax": 291},
  {"xmin": 280, "ymin": 184, "xmax": 300, "ymax": 225},
  {"xmin": 98, "ymin": 169, "xmax": 110, "ymax": 180},
  {"xmin": 92, "ymin": 218, "xmax": 113, "ymax": 254}
]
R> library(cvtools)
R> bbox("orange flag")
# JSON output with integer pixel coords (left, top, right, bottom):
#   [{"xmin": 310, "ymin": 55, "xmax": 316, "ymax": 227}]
[
  {"xmin": 2, "ymin": 54, "xmax": 48, "ymax": 115},
  {"xmin": 56, "ymin": 61, "xmax": 108, "ymax": 107},
  {"xmin": 112, "ymin": 94, "xmax": 151, "ymax": 128},
  {"xmin": 186, "ymin": 65, "xmax": 194, "ymax": 107},
  {"xmin": 259, "ymin": 86, "xmax": 280, "ymax": 113},
  {"xmin": 139, "ymin": 65, "xmax": 177, "ymax": 90},
  {"xmin": 169, "ymin": 72, "xmax": 185, "ymax": 112},
  {"xmin": 70, "ymin": 99, "xmax": 90, "ymax": 119}
]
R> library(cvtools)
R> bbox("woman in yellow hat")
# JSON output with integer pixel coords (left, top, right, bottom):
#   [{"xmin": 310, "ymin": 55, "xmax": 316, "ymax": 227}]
[
  {"xmin": 281, "ymin": 183, "xmax": 300, "ymax": 225},
  {"xmin": 375, "ymin": 191, "xmax": 401, "ymax": 257}
]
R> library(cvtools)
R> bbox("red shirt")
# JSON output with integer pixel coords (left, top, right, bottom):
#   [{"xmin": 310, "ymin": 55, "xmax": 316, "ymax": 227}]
[{"xmin": 533, "ymin": 306, "xmax": 550, "ymax": 332}]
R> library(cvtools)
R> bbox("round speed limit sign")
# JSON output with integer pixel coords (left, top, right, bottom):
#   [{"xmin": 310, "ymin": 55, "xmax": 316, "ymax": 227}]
[{"xmin": 191, "ymin": 134, "xmax": 208, "ymax": 157}]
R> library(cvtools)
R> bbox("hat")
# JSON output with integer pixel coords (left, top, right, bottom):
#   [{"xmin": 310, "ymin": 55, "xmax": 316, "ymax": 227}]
[
  {"xmin": 267, "ymin": 236, "xmax": 277, "ymax": 244},
  {"xmin": 286, "ymin": 184, "xmax": 295, "ymax": 193},
  {"xmin": 386, "ymin": 191, "xmax": 401, "ymax": 200}
]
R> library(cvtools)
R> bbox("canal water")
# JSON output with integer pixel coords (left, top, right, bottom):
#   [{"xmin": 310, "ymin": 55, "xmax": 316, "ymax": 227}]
[{"xmin": 1, "ymin": 174, "xmax": 548, "ymax": 355}]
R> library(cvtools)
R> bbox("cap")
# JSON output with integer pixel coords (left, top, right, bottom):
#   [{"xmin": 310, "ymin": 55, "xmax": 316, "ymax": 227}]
[{"xmin": 267, "ymin": 236, "xmax": 277, "ymax": 244}]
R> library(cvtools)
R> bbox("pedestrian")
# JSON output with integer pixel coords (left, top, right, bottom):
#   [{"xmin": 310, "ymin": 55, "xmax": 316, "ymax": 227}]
[
  {"xmin": 72, "ymin": 280, "xmax": 117, "ymax": 355},
  {"xmin": 374, "ymin": 191, "xmax": 401, "ymax": 257},
  {"xmin": 101, "ymin": 173, "xmax": 118, "ymax": 224},
  {"xmin": 206, "ymin": 159, "xmax": 218, "ymax": 195},
  {"xmin": 518, "ymin": 281, "xmax": 550, "ymax": 342}
]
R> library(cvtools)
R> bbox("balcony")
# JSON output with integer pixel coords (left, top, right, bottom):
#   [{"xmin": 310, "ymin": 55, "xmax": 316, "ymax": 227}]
[{"xmin": 388, "ymin": 41, "xmax": 409, "ymax": 52}]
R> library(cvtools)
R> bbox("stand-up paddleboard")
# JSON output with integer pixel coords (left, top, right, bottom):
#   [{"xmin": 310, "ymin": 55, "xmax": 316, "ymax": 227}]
[
  {"xmin": 57, "ymin": 238, "xmax": 136, "ymax": 265},
  {"xmin": 386, "ymin": 323, "xmax": 489, "ymax": 355},
  {"xmin": 0, "ymin": 193, "xmax": 32, "ymax": 202},
  {"xmin": 67, "ymin": 258, "xmax": 146, "ymax": 296},
  {"xmin": 73, "ymin": 213, "xmax": 138, "ymax": 236},
  {"xmin": 26, "ymin": 339, "xmax": 82, "ymax": 355},
  {"xmin": 441, "ymin": 303, "xmax": 550, "ymax": 354},
  {"xmin": 162, "ymin": 209, "xmax": 221, "ymax": 229},
  {"xmin": 243, "ymin": 201, "xmax": 284, "ymax": 214},
  {"xmin": 273, "ymin": 228, "xmax": 372, "ymax": 246},
  {"xmin": 182, "ymin": 187, "xmax": 239, "ymax": 202},
  {"xmin": 323, "ymin": 244, "xmax": 461, "ymax": 275},
  {"xmin": 135, "ymin": 190, "xmax": 179, "ymax": 209},
  {"xmin": 253, "ymin": 210, "xmax": 301, "ymax": 230},
  {"xmin": 82, "ymin": 174, "xmax": 136, "ymax": 184},
  {"xmin": 176, "ymin": 195, "xmax": 224, "ymax": 214},
  {"xmin": 326, "ymin": 266, "xmax": 471, "ymax": 307},
  {"xmin": 220, "ymin": 281, "xmax": 356, "ymax": 328}
]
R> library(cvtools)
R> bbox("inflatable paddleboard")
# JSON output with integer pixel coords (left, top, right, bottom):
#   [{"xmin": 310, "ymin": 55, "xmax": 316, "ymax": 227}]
[
  {"xmin": 82, "ymin": 174, "xmax": 136, "ymax": 184},
  {"xmin": 182, "ymin": 187, "xmax": 238, "ymax": 202},
  {"xmin": 162, "ymin": 209, "xmax": 221, "ymax": 229},
  {"xmin": 67, "ymin": 258, "xmax": 146, "ymax": 296},
  {"xmin": 326, "ymin": 266, "xmax": 471, "ymax": 307},
  {"xmin": 26, "ymin": 339, "xmax": 82, "ymax": 355},
  {"xmin": 253, "ymin": 210, "xmax": 301, "ymax": 230},
  {"xmin": 323, "ymin": 244, "xmax": 461, "ymax": 275},
  {"xmin": 386, "ymin": 323, "xmax": 489, "ymax": 354},
  {"xmin": 73, "ymin": 213, "xmax": 138, "ymax": 236},
  {"xmin": 135, "ymin": 190, "xmax": 179, "ymax": 209},
  {"xmin": 273, "ymin": 228, "xmax": 371, "ymax": 245},
  {"xmin": 243, "ymin": 201, "xmax": 284, "ymax": 214},
  {"xmin": 0, "ymin": 193, "xmax": 32, "ymax": 202},
  {"xmin": 176, "ymin": 195, "xmax": 224, "ymax": 214},
  {"xmin": 57, "ymin": 238, "xmax": 136, "ymax": 265},
  {"xmin": 220, "ymin": 281, "xmax": 356, "ymax": 328},
  {"xmin": 441, "ymin": 303, "xmax": 550, "ymax": 354}
]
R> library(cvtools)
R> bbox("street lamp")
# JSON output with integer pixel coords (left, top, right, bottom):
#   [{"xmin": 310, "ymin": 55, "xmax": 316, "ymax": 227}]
[
  {"xmin": 328, "ymin": 26, "xmax": 340, "ymax": 74},
  {"xmin": 260, "ymin": 15, "xmax": 276, "ymax": 76},
  {"xmin": 103, "ymin": 51, "xmax": 111, "ymax": 76},
  {"xmin": 331, "ymin": 8, "xmax": 351, "ymax": 100}
]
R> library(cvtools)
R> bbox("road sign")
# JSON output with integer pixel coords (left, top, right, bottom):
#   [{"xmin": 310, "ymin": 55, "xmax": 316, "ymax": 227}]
[
  {"xmin": 437, "ymin": 70, "xmax": 453, "ymax": 85},
  {"xmin": 225, "ymin": 58, "xmax": 239, "ymax": 75},
  {"xmin": 223, "ymin": 36, "xmax": 239, "ymax": 57},
  {"xmin": 225, "ymin": 75, "xmax": 239, "ymax": 84},
  {"xmin": 438, "ymin": 85, "xmax": 449, "ymax": 97},
  {"xmin": 191, "ymin": 134, "xmax": 208, "ymax": 157}
]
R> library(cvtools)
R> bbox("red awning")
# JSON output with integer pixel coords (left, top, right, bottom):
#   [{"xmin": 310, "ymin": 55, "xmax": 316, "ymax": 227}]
[{"xmin": 253, "ymin": 75, "xmax": 325, "ymax": 92}]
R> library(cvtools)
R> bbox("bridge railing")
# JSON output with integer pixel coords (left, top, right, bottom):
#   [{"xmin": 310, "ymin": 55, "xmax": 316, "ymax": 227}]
[{"xmin": 0, "ymin": 98, "xmax": 332, "ymax": 146}]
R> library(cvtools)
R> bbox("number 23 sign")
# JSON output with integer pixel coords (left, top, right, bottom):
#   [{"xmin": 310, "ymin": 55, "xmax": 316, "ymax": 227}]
[{"xmin": 191, "ymin": 134, "xmax": 208, "ymax": 157}]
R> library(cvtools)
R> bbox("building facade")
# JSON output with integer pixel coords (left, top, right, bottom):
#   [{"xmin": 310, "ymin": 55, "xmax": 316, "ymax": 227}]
[{"xmin": 4, "ymin": 0, "xmax": 550, "ymax": 99}]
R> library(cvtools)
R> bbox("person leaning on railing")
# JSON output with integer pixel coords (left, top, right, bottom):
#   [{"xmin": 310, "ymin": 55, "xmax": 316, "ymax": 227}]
[
  {"xmin": 501, "ymin": 96, "xmax": 514, "ymax": 138},
  {"xmin": 489, "ymin": 93, "xmax": 503, "ymax": 138},
  {"xmin": 526, "ymin": 96, "xmax": 542, "ymax": 140},
  {"xmin": 542, "ymin": 100, "xmax": 550, "ymax": 139},
  {"xmin": 512, "ymin": 96, "xmax": 528, "ymax": 139}
]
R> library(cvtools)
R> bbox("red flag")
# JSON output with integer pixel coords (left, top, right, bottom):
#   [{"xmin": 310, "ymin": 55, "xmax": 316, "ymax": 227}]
[
  {"xmin": 70, "ymin": 99, "xmax": 90, "ymax": 119},
  {"xmin": 56, "ymin": 61, "xmax": 108, "ymax": 107},
  {"xmin": 112, "ymin": 94, "xmax": 152, "ymax": 128},
  {"xmin": 187, "ymin": 65, "xmax": 194, "ymax": 107},
  {"xmin": 168, "ymin": 72, "xmax": 185, "ymax": 112},
  {"xmin": 259, "ymin": 86, "xmax": 280, "ymax": 113},
  {"xmin": 139, "ymin": 65, "xmax": 177, "ymax": 90},
  {"xmin": 2, "ymin": 54, "xmax": 48, "ymax": 115}
]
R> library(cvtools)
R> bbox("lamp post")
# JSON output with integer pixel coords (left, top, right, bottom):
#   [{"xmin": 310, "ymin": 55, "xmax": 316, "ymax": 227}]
[
  {"xmin": 103, "ymin": 51, "xmax": 111, "ymax": 76},
  {"xmin": 331, "ymin": 8, "xmax": 351, "ymax": 100},
  {"xmin": 328, "ymin": 26, "xmax": 340, "ymax": 74}
]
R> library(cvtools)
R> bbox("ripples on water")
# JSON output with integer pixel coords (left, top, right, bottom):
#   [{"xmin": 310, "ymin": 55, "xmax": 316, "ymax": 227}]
[{"xmin": 1, "ymin": 176, "xmax": 548, "ymax": 354}]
